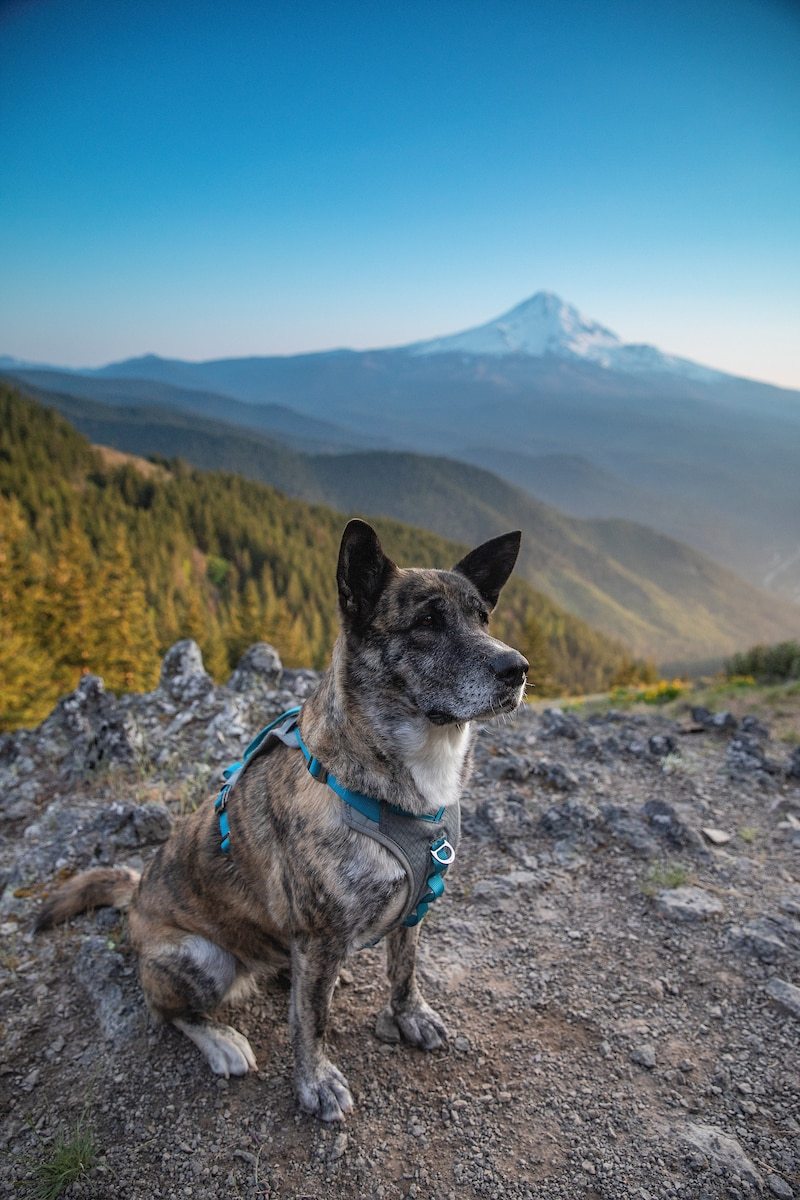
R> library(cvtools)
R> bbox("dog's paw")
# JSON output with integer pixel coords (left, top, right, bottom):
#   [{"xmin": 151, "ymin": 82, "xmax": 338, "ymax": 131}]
[
  {"xmin": 375, "ymin": 1002, "xmax": 448, "ymax": 1051},
  {"xmin": 174, "ymin": 1019, "xmax": 258, "ymax": 1078},
  {"xmin": 296, "ymin": 1060, "xmax": 354, "ymax": 1122}
]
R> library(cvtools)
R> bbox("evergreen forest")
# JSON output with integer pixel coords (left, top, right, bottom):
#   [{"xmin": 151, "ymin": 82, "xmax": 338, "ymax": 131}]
[{"xmin": 0, "ymin": 385, "xmax": 653, "ymax": 729}]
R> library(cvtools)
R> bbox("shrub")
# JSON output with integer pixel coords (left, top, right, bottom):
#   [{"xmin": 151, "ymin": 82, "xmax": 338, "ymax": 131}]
[{"xmin": 725, "ymin": 641, "xmax": 800, "ymax": 683}]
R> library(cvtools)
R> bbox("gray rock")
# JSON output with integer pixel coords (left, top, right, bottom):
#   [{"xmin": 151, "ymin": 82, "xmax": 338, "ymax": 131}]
[
  {"xmin": 227, "ymin": 642, "xmax": 283, "ymax": 692},
  {"xmin": 529, "ymin": 759, "xmax": 578, "ymax": 791},
  {"xmin": 630, "ymin": 1043, "xmax": 656, "ymax": 1069},
  {"xmin": 741, "ymin": 715, "xmax": 769, "ymax": 739},
  {"xmin": 476, "ymin": 794, "xmax": 535, "ymax": 844},
  {"xmin": 487, "ymin": 752, "xmax": 531, "ymax": 782},
  {"xmin": 674, "ymin": 1121, "xmax": 762, "ymax": 1185},
  {"xmin": 90, "ymin": 802, "xmax": 172, "ymax": 850},
  {"xmin": 36, "ymin": 674, "xmax": 144, "ymax": 775},
  {"xmin": 700, "ymin": 827, "xmax": 732, "ymax": 845},
  {"xmin": 778, "ymin": 893, "xmax": 800, "ymax": 917},
  {"xmin": 539, "ymin": 796, "xmax": 600, "ymax": 839},
  {"xmin": 471, "ymin": 870, "xmax": 539, "ymax": 901},
  {"xmin": 280, "ymin": 668, "xmax": 321, "ymax": 699},
  {"xmin": 599, "ymin": 803, "xmax": 658, "ymax": 856},
  {"xmin": 656, "ymin": 886, "xmax": 723, "ymax": 921},
  {"xmin": 648, "ymin": 734, "xmax": 676, "ymax": 757},
  {"xmin": 73, "ymin": 936, "xmax": 146, "ymax": 1042},
  {"xmin": 728, "ymin": 734, "xmax": 782, "ymax": 776},
  {"xmin": 575, "ymin": 735, "xmax": 604, "ymax": 759},
  {"xmin": 540, "ymin": 708, "xmax": 581, "ymax": 740},
  {"xmin": 642, "ymin": 798, "xmax": 702, "ymax": 850},
  {"xmin": 328, "ymin": 1132, "xmax": 348, "ymax": 1163},
  {"xmin": 767, "ymin": 1174, "xmax": 794, "ymax": 1199},
  {"xmin": 764, "ymin": 977, "xmax": 800, "ymax": 1019},
  {"xmin": 690, "ymin": 707, "xmax": 737, "ymax": 732},
  {"xmin": 158, "ymin": 639, "xmax": 215, "ymax": 703},
  {"xmin": 0, "ymin": 798, "xmax": 36, "ymax": 823},
  {"xmin": 729, "ymin": 919, "xmax": 788, "ymax": 963},
  {"xmin": 787, "ymin": 748, "xmax": 800, "ymax": 780}
]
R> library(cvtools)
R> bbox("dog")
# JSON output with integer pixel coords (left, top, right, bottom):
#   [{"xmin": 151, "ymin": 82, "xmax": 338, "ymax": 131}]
[{"xmin": 36, "ymin": 519, "xmax": 528, "ymax": 1121}]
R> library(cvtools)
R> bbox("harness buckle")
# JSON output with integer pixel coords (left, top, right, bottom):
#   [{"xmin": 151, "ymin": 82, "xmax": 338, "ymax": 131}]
[{"xmin": 430, "ymin": 838, "xmax": 456, "ymax": 866}]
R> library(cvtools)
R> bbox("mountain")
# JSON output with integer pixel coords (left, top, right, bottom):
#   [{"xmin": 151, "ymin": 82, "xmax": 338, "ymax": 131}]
[
  {"xmin": 15, "ymin": 378, "xmax": 800, "ymax": 672},
  {"xmin": 5, "ymin": 291, "xmax": 799, "ymax": 600},
  {"xmin": 407, "ymin": 290, "xmax": 724, "ymax": 381}
]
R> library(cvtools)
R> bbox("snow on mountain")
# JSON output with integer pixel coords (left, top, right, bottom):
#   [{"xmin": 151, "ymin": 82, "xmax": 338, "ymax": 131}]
[{"xmin": 408, "ymin": 291, "xmax": 725, "ymax": 381}]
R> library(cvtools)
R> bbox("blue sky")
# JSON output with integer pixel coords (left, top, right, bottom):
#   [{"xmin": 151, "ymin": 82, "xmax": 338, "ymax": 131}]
[{"xmin": 1, "ymin": 0, "xmax": 798, "ymax": 386}]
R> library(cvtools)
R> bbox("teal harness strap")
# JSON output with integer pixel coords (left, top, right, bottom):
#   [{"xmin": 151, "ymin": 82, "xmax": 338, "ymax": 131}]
[
  {"xmin": 213, "ymin": 706, "xmax": 457, "ymax": 929},
  {"xmin": 214, "ymin": 706, "xmax": 301, "ymax": 854}
]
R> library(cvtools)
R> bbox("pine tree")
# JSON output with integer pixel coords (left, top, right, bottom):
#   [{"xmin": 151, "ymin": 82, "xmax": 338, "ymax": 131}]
[
  {"xmin": 96, "ymin": 526, "xmax": 160, "ymax": 692},
  {"xmin": 38, "ymin": 520, "xmax": 102, "ymax": 693}
]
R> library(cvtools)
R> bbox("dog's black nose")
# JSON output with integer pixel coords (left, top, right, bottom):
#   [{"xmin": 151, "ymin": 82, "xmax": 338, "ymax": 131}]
[{"xmin": 490, "ymin": 649, "xmax": 529, "ymax": 686}]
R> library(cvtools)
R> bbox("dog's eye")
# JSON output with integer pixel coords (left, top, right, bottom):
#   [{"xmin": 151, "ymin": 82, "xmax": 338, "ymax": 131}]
[
  {"xmin": 479, "ymin": 610, "xmax": 490, "ymax": 626},
  {"xmin": 415, "ymin": 613, "xmax": 435, "ymax": 629}
]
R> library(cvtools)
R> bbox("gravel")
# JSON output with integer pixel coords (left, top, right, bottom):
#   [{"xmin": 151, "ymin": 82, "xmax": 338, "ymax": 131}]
[{"xmin": 1, "ymin": 642, "xmax": 799, "ymax": 1199}]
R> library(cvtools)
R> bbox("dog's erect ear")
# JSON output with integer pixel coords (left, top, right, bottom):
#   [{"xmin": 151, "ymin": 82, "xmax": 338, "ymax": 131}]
[
  {"xmin": 337, "ymin": 519, "xmax": 396, "ymax": 629},
  {"xmin": 453, "ymin": 530, "xmax": 521, "ymax": 610}
]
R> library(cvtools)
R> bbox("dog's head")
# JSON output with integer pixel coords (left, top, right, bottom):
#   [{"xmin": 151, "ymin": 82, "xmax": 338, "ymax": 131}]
[{"xmin": 336, "ymin": 519, "xmax": 528, "ymax": 725}]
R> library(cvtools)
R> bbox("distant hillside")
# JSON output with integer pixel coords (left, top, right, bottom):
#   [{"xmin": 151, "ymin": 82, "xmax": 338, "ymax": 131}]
[
  {"xmin": 3, "ymin": 366, "xmax": 379, "ymax": 453},
  {"xmin": 26, "ymin": 314, "xmax": 797, "ymax": 601},
  {"xmin": 0, "ymin": 385, "xmax": 647, "ymax": 728},
  {"xmin": 17, "ymin": 379, "xmax": 800, "ymax": 670}
]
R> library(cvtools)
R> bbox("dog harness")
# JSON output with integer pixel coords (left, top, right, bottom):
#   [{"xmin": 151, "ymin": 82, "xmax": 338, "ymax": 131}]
[{"xmin": 214, "ymin": 707, "xmax": 460, "ymax": 930}]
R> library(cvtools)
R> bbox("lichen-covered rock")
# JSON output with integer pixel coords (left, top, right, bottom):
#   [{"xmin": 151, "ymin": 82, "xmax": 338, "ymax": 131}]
[
  {"xmin": 26, "ymin": 674, "xmax": 143, "ymax": 782},
  {"xmin": 227, "ymin": 642, "xmax": 283, "ymax": 692},
  {"xmin": 158, "ymin": 639, "xmax": 214, "ymax": 703}
]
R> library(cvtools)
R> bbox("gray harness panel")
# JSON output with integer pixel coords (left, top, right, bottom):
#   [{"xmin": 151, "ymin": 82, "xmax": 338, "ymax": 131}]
[{"xmin": 225, "ymin": 711, "xmax": 460, "ymax": 929}]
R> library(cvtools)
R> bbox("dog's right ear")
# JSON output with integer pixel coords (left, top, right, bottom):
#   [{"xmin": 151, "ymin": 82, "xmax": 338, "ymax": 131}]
[{"xmin": 337, "ymin": 519, "xmax": 396, "ymax": 630}]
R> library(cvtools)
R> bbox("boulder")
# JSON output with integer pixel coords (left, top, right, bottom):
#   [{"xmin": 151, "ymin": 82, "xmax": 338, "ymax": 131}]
[
  {"xmin": 227, "ymin": 643, "xmax": 283, "ymax": 692},
  {"xmin": 158, "ymin": 639, "xmax": 214, "ymax": 704},
  {"xmin": 656, "ymin": 886, "xmax": 723, "ymax": 921}
]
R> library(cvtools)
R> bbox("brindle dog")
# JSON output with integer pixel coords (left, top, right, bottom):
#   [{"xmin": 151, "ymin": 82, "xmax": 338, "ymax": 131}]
[{"xmin": 36, "ymin": 520, "xmax": 528, "ymax": 1121}]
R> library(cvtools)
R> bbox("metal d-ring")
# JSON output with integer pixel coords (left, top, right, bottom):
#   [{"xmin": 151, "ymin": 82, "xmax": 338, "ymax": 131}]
[{"xmin": 431, "ymin": 839, "xmax": 456, "ymax": 865}]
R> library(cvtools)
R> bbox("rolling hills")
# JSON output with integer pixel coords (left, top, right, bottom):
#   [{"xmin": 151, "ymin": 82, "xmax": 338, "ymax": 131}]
[
  {"xmin": 1, "ymin": 384, "xmax": 655, "ymax": 727},
  {"xmin": 9, "ymin": 378, "xmax": 799, "ymax": 671}
]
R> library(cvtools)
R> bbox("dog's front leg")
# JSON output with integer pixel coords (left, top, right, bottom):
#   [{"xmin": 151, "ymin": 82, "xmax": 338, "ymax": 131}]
[
  {"xmin": 290, "ymin": 937, "xmax": 353, "ymax": 1121},
  {"xmin": 376, "ymin": 923, "xmax": 449, "ymax": 1050}
]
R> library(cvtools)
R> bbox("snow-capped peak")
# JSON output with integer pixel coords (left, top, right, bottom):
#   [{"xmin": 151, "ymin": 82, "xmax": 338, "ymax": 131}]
[{"xmin": 408, "ymin": 291, "xmax": 724, "ymax": 381}]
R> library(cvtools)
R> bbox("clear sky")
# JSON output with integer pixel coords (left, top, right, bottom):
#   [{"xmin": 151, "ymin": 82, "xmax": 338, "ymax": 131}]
[{"xmin": 1, "ymin": 0, "xmax": 799, "ymax": 387}]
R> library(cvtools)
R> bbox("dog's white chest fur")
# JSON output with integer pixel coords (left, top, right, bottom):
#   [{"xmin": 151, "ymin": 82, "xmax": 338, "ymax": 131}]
[{"xmin": 397, "ymin": 720, "xmax": 470, "ymax": 809}]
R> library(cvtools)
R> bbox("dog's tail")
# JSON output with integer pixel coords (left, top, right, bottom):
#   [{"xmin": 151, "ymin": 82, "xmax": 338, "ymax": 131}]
[{"xmin": 34, "ymin": 866, "xmax": 141, "ymax": 931}]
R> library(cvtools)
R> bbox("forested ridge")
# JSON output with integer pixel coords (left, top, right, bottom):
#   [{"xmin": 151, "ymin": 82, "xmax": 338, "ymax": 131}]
[{"xmin": 0, "ymin": 385, "xmax": 651, "ymax": 729}]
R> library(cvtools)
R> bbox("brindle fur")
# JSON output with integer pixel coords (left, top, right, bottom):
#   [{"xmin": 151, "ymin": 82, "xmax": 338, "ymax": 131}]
[{"xmin": 36, "ymin": 520, "xmax": 528, "ymax": 1121}]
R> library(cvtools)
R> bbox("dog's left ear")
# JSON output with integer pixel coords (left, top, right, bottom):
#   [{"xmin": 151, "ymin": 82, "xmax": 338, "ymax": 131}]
[
  {"xmin": 453, "ymin": 530, "xmax": 521, "ymax": 610},
  {"xmin": 337, "ymin": 519, "xmax": 397, "ymax": 630}
]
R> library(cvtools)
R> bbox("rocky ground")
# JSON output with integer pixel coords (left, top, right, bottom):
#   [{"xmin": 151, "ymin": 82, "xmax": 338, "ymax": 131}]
[{"xmin": 1, "ymin": 642, "xmax": 799, "ymax": 1200}]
